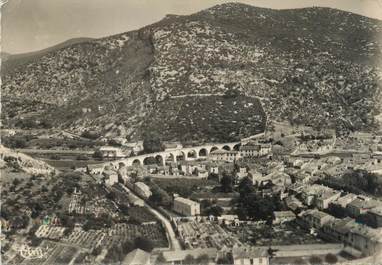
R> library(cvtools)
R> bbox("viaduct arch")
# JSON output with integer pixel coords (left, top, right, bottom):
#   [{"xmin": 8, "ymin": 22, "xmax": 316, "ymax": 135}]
[{"xmin": 96, "ymin": 137, "xmax": 265, "ymax": 170}]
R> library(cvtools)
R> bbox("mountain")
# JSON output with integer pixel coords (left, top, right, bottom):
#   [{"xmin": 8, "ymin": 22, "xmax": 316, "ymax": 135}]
[
  {"xmin": 2, "ymin": 3, "xmax": 382, "ymax": 142},
  {"xmin": 1, "ymin": 37, "xmax": 94, "ymax": 74},
  {"xmin": 1, "ymin": 52, "xmax": 12, "ymax": 61}
]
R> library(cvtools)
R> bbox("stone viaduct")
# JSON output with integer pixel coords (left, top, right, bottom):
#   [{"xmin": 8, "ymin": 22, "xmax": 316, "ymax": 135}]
[{"xmin": 102, "ymin": 142, "xmax": 241, "ymax": 170}]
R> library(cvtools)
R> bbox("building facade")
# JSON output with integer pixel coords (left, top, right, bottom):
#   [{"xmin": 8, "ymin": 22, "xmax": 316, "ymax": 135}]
[{"xmin": 173, "ymin": 196, "xmax": 200, "ymax": 216}]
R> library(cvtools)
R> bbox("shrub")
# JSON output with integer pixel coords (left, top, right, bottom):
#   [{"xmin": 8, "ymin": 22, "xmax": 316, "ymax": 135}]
[
  {"xmin": 76, "ymin": 155, "xmax": 89, "ymax": 161},
  {"xmin": 309, "ymin": 256, "xmax": 323, "ymax": 264},
  {"xmin": 93, "ymin": 150, "xmax": 104, "ymax": 159},
  {"xmin": 81, "ymin": 130, "xmax": 100, "ymax": 140},
  {"xmin": 325, "ymin": 253, "xmax": 338, "ymax": 264},
  {"xmin": 134, "ymin": 237, "xmax": 154, "ymax": 252}
]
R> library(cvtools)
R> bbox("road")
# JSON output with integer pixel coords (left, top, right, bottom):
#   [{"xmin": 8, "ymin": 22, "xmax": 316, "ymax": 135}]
[
  {"xmin": 15, "ymin": 148, "xmax": 93, "ymax": 155},
  {"xmin": 119, "ymin": 185, "xmax": 182, "ymax": 251}
]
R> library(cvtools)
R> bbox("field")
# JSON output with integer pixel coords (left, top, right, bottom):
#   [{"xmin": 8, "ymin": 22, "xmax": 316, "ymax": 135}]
[
  {"xmin": 152, "ymin": 177, "xmax": 219, "ymax": 197},
  {"xmin": 44, "ymin": 244, "xmax": 79, "ymax": 265},
  {"xmin": 42, "ymin": 158, "xmax": 101, "ymax": 170},
  {"xmin": 226, "ymin": 221, "xmax": 324, "ymax": 246},
  {"xmin": 128, "ymin": 206, "xmax": 158, "ymax": 224}
]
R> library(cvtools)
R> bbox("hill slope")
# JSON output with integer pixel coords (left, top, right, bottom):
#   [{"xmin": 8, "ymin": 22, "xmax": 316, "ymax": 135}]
[
  {"xmin": 2, "ymin": 4, "xmax": 382, "ymax": 142},
  {"xmin": 1, "ymin": 38, "xmax": 94, "ymax": 74},
  {"xmin": 0, "ymin": 145, "xmax": 56, "ymax": 176}
]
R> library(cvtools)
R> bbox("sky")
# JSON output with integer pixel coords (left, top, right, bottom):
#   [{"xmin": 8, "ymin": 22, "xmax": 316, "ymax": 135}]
[{"xmin": 2, "ymin": 0, "xmax": 382, "ymax": 54}]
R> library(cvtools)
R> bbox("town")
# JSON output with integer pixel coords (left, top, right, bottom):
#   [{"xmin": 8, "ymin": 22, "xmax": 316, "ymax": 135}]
[
  {"xmin": 1, "ymin": 1, "xmax": 382, "ymax": 265},
  {"xmin": 1, "ymin": 123, "xmax": 382, "ymax": 265}
]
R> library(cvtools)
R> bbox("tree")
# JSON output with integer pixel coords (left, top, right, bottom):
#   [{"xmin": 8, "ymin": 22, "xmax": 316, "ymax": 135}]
[
  {"xmin": 149, "ymin": 185, "xmax": 171, "ymax": 207},
  {"xmin": 122, "ymin": 240, "xmax": 134, "ymax": 255},
  {"xmin": 93, "ymin": 149, "xmax": 103, "ymax": 159},
  {"xmin": 325, "ymin": 253, "xmax": 338, "ymax": 264},
  {"xmin": 81, "ymin": 130, "xmax": 100, "ymax": 140},
  {"xmin": 236, "ymin": 192, "xmax": 277, "ymax": 222},
  {"xmin": 184, "ymin": 254, "xmax": 196, "ymax": 264},
  {"xmin": 92, "ymin": 246, "xmax": 102, "ymax": 256},
  {"xmin": 41, "ymin": 185, "xmax": 49, "ymax": 193},
  {"xmin": 30, "ymin": 236, "xmax": 42, "ymax": 247},
  {"xmin": 309, "ymin": 255, "xmax": 323, "ymax": 264},
  {"xmin": 220, "ymin": 173, "xmax": 233, "ymax": 193},
  {"xmin": 156, "ymin": 253, "xmax": 166, "ymax": 263},
  {"xmin": 76, "ymin": 154, "xmax": 89, "ymax": 161},
  {"xmin": 200, "ymin": 199, "xmax": 213, "ymax": 209},
  {"xmin": 294, "ymin": 258, "xmax": 307, "ymax": 265},
  {"xmin": 12, "ymin": 178, "xmax": 21, "ymax": 186},
  {"xmin": 134, "ymin": 237, "xmax": 154, "ymax": 252},
  {"xmin": 238, "ymin": 177, "xmax": 255, "ymax": 196},
  {"xmin": 12, "ymin": 137, "xmax": 27, "ymax": 148},
  {"xmin": 204, "ymin": 205, "xmax": 224, "ymax": 217},
  {"xmin": 217, "ymin": 253, "xmax": 233, "ymax": 264},
  {"xmin": 143, "ymin": 131, "xmax": 162, "ymax": 153},
  {"xmin": 196, "ymin": 254, "xmax": 210, "ymax": 265}
]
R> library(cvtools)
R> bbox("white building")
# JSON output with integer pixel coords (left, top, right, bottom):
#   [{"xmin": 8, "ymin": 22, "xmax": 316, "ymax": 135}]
[
  {"xmin": 232, "ymin": 247, "xmax": 269, "ymax": 265},
  {"xmin": 209, "ymin": 150, "xmax": 240, "ymax": 162},
  {"xmin": 240, "ymin": 143, "xmax": 272, "ymax": 158},
  {"xmin": 173, "ymin": 196, "xmax": 200, "ymax": 216},
  {"xmin": 104, "ymin": 170, "xmax": 119, "ymax": 186},
  {"xmin": 98, "ymin": 146, "xmax": 126, "ymax": 158},
  {"xmin": 134, "ymin": 182, "xmax": 152, "ymax": 199}
]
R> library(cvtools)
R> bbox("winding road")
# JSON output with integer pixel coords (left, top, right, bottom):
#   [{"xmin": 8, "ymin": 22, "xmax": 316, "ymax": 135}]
[{"xmin": 119, "ymin": 185, "xmax": 182, "ymax": 251}]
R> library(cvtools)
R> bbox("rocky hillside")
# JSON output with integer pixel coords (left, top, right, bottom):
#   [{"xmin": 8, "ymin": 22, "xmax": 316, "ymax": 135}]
[
  {"xmin": 1, "ymin": 38, "xmax": 93, "ymax": 74},
  {"xmin": 2, "ymin": 3, "xmax": 382, "ymax": 142},
  {"xmin": 0, "ymin": 145, "xmax": 56, "ymax": 176}
]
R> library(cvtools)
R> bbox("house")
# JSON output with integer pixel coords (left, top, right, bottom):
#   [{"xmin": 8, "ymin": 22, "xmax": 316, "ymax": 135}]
[
  {"xmin": 273, "ymin": 211, "xmax": 296, "ymax": 224},
  {"xmin": 366, "ymin": 206, "xmax": 382, "ymax": 228},
  {"xmin": 232, "ymin": 247, "xmax": 269, "ymax": 265},
  {"xmin": 87, "ymin": 164, "xmax": 104, "ymax": 175},
  {"xmin": 285, "ymin": 195, "xmax": 305, "ymax": 213},
  {"xmin": 346, "ymin": 197, "xmax": 380, "ymax": 217},
  {"xmin": 325, "ymin": 156, "xmax": 342, "ymax": 165},
  {"xmin": 98, "ymin": 146, "xmax": 126, "ymax": 158},
  {"xmin": 236, "ymin": 166, "xmax": 248, "ymax": 180},
  {"xmin": 292, "ymin": 159, "xmax": 306, "ymax": 169},
  {"xmin": 298, "ymin": 209, "xmax": 335, "ymax": 229},
  {"xmin": 0, "ymin": 218, "xmax": 10, "ymax": 231},
  {"xmin": 122, "ymin": 248, "xmax": 151, "ymax": 265},
  {"xmin": 124, "ymin": 141, "xmax": 144, "ymax": 153},
  {"xmin": 134, "ymin": 182, "xmax": 152, "ymax": 199},
  {"xmin": 330, "ymin": 193, "xmax": 358, "ymax": 209},
  {"xmin": 298, "ymin": 184, "xmax": 340, "ymax": 209},
  {"xmin": 240, "ymin": 142, "xmax": 272, "ymax": 158},
  {"xmin": 147, "ymin": 165, "xmax": 158, "ymax": 174},
  {"xmin": 217, "ymin": 215, "xmax": 240, "ymax": 226},
  {"xmin": 170, "ymin": 166, "xmax": 180, "ymax": 176},
  {"xmin": 173, "ymin": 196, "xmax": 200, "ymax": 216},
  {"xmin": 209, "ymin": 150, "xmax": 240, "ymax": 162},
  {"xmin": 209, "ymin": 164, "xmax": 219, "ymax": 175},
  {"xmin": 344, "ymin": 220, "xmax": 382, "ymax": 256},
  {"xmin": 268, "ymin": 172, "xmax": 292, "ymax": 188},
  {"xmin": 315, "ymin": 189, "xmax": 342, "ymax": 210},
  {"xmin": 158, "ymin": 166, "xmax": 170, "ymax": 175},
  {"xmin": 197, "ymin": 169, "xmax": 209, "ymax": 179},
  {"xmin": 321, "ymin": 217, "xmax": 354, "ymax": 242},
  {"xmin": 179, "ymin": 162, "xmax": 204, "ymax": 175},
  {"xmin": 104, "ymin": 170, "xmax": 119, "ymax": 186},
  {"xmin": 161, "ymin": 248, "xmax": 217, "ymax": 265},
  {"xmin": 163, "ymin": 142, "xmax": 183, "ymax": 151},
  {"xmin": 248, "ymin": 169, "xmax": 263, "ymax": 185}
]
